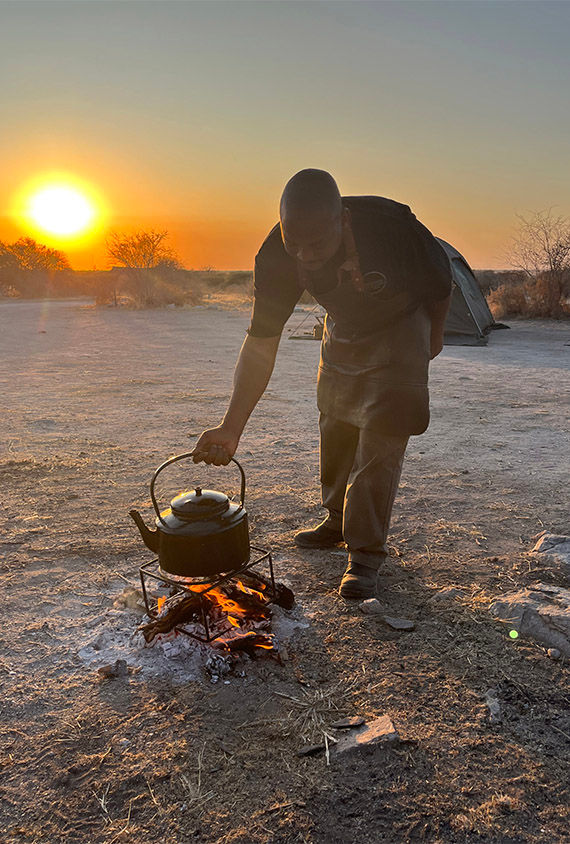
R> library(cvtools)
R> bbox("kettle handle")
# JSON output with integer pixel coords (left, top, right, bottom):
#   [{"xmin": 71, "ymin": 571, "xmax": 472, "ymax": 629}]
[{"xmin": 149, "ymin": 451, "xmax": 246, "ymax": 528}]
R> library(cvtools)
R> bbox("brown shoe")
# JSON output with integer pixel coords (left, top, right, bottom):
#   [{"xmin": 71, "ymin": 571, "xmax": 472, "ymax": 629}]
[
  {"xmin": 294, "ymin": 520, "xmax": 344, "ymax": 549},
  {"xmin": 339, "ymin": 563, "xmax": 378, "ymax": 599}
]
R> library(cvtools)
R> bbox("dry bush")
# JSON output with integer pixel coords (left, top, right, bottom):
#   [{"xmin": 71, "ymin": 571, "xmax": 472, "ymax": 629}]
[
  {"xmin": 488, "ymin": 272, "xmax": 570, "ymax": 319},
  {"xmin": 487, "ymin": 282, "xmax": 528, "ymax": 319},
  {"xmin": 94, "ymin": 269, "xmax": 203, "ymax": 308}
]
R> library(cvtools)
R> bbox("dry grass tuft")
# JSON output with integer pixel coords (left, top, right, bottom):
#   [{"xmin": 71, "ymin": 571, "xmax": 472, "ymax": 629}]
[
  {"xmin": 274, "ymin": 678, "xmax": 359, "ymax": 744},
  {"xmin": 451, "ymin": 792, "xmax": 524, "ymax": 834}
]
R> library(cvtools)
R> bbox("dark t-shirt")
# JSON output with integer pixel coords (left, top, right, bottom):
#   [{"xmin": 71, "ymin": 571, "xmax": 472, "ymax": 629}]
[{"xmin": 248, "ymin": 196, "xmax": 452, "ymax": 338}]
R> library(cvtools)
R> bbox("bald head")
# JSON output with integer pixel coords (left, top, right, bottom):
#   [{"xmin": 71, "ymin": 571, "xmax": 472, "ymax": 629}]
[
  {"xmin": 280, "ymin": 169, "xmax": 342, "ymax": 221},
  {"xmin": 279, "ymin": 170, "xmax": 344, "ymax": 271}
]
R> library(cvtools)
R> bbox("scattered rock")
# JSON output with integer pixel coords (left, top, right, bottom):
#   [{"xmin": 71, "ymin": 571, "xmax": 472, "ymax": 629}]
[
  {"xmin": 489, "ymin": 584, "xmax": 570, "ymax": 657},
  {"xmin": 383, "ymin": 616, "xmax": 415, "ymax": 631},
  {"xmin": 359, "ymin": 598, "xmax": 384, "ymax": 615},
  {"xmin": 484, "ymin": 688, "xmax": 502, "ymax": 723},
  {"xmin": 547, "ymin": 648, "xmax": 561, "ymax": 660},
  {"xmin": 113, "ymin": 586, "xmax": 146, "ymax": 614},
  {"xmin": 331, "ymin": 716, "xmax": 366, "ymax": 729},
  {"xmin": 531, "ymin": 532, "xmax": 570, "ymax": 571},
  {"xmin": 97, "ymin": 659, "xmax": 129, "ymax": 679},
  {"xmin": 331, "ymin": 715, "xmax": 399, "ymax": 757},
  {"xmin": 297, "ymin": 743, "xmax": 325, "ymax": 757},
  {"xmin": 205, "ymin": 652, "xmax": 233, "ymax": 684}
]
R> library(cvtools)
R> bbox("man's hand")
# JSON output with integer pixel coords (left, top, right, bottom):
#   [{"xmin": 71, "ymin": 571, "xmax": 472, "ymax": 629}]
[{"xmin": 192, "ymin": 424, "xmax": 240, "ymax": 465}]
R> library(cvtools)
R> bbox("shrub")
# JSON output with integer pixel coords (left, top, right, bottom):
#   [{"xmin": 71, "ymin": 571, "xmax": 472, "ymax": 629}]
[
  {"xmin": 487, "ymin": 282, "xmax": 528, "ymax": 319},
  {"xmin": 487, "ymin": 271, "xmax": 570, "ymax": 319}
]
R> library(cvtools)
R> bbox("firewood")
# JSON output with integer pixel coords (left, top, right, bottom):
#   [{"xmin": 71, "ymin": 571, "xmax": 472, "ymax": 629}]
[
  {"xmin": 239, "ymin": 574, "xmax": 295, "ymax": 610},
  {"xmin": 140, "ymin": 594, "xmax": 202, "ymax": 642},
  {"xmin": 218, "ymin": 583, "xmax": 270, "ymax": 617},
  {"xmin": 216, "ymin": 631, "xmax": 276, "ymax": 655}
]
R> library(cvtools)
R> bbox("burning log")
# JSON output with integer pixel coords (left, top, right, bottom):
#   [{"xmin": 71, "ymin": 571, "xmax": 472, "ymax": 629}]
[
  {"xmin": 217, "ymin": 583, "xmax": 269, "ymax": 616},
  {"xmin": 140, "ymin": 594, "xmax": 202, "ymax": 643},
  {"xmin": 239, "ymin": 574, "xmax": 295, "ymax": 610},
  {"xmin": 138, "ymin": 564, "xmax": 293, "ymax": 656},
  {"xmin": 215, "ymin": 630, "xmax": 277, "ymax": 655}
]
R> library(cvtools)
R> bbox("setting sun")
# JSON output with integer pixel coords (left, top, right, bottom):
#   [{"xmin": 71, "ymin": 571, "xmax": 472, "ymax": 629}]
[
  {"xmin": 14, "ymin": 174, "xmax": 105, "ymax": 249},
  {"xmin": 28, "ymin": 185, "xmax": 94, "ymax": 236}
]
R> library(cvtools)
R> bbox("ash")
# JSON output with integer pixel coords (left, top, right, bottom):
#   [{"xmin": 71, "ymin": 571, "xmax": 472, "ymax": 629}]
[{"xmin": 75, "ymin": 582, "xmax": 307, "ymax": 685}]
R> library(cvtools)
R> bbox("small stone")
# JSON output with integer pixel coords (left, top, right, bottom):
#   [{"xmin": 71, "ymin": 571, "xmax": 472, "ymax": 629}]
[
  {"xmin": 98, "ymin": 664, "xmax": 115, "ymax": 679},
  {"xmin": 97, "ymin": 658, "xmax": 129, "ymax": 679},
  {"xmin": 359, "ymin": 598, "xmax": 384, "ymax": 615},
  {"xmin": 297, "ymin": 743, "xmax": 325, "ymax": 757},
  {"xmin": 113, "ymin": 586, "xmax": 146, "ymax": 613},
  {"xmin": 547, "ymin": 648, "xmax": 561, "ymax": 660},
  {"xmin": 331, "ymin": 716, "xmax": 366, "ymax": 729},
  {"xmin": 383, "ymin": 616, "xmax": 415, "ymax": 631},
  {"xmin": 484, "ymin": 688, "xmax": 502, "ymax": 723},
  {"xmin": 331, "ymin": 715, "xmax": 399, "ymax": 757}
]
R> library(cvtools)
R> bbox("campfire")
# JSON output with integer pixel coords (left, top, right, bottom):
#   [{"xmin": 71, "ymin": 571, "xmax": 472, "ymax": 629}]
[{"xmin": 139, "ymin": 557, "xmax": 294, "ymax": 659}]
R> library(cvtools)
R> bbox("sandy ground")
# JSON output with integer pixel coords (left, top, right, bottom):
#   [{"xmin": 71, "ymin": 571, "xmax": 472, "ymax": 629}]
[{"xmin": 1, "ymin": 299, "xmax": 569, "ymax": 843}]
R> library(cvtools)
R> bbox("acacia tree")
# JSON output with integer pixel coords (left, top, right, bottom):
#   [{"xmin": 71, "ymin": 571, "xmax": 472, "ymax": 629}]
[
  {"xmin": 510, "ymin": 210, "xmax": 570, "ymax": 317},
  {"xmin": 106, "ymin": 230, "xmax": 179, "ymax": 270},
  {"xmin": 105, "ymin": 230, "xmax": 183, "ymax": 306},
  {"xmin": 0, "ymin": 238, "xmax": 70, "ymax": 296}
]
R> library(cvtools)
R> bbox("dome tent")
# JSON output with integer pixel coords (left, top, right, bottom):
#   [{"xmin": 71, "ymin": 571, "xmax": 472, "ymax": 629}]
[{"xmin": 437, "ymin": 238, "xmax": 498, "ymax": 346}]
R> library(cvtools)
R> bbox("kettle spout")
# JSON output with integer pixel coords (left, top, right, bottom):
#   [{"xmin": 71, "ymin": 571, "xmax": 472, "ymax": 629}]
[{"xmin": 129, "ymin": 509, "xmax": 160, "ymax": 553}]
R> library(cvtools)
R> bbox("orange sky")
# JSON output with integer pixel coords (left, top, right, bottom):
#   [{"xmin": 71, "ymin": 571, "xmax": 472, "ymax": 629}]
[{"xmin": 1, "ymin": 2, "xmax": 569, "ymax": 271}]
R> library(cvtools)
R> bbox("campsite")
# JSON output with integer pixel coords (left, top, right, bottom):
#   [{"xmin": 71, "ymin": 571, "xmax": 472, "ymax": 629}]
[
  {"xmin": 2, "ymin": 1, "xmax": 570, "ymax": 841},
  {"xmin": 1, "ymin": 297, "xmax": 568, "ymax": 843}
]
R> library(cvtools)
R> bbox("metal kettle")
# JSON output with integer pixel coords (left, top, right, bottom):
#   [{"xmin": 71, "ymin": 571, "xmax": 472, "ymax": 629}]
[{"xmin": 129, "ymin": 452, "xmax": 250, "ymax": 578}]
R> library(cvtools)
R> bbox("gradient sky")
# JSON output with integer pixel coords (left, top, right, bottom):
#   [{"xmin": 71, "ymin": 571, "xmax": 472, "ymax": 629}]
[{"xmin": 1, "ymin": 0, "xmax": 569, "ymax": 270}]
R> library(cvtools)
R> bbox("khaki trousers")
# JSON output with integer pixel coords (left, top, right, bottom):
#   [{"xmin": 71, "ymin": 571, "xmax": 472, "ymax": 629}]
[{"xmin": 319, "ymin": 412, "xmax": 409, "ymax": 569}]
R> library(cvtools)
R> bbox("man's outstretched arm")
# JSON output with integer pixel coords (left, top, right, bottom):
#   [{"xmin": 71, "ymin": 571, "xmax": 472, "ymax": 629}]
[{"xmin": 192, "ymin": 332, "xmax": 281, "ymax": 465}]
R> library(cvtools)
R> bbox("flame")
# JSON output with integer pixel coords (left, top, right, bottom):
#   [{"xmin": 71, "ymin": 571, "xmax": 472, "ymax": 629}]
[
  {"xmin": 236, "ymin": 580, "xmax": 266, "ymax": 602},
  {"xmin": 157, "ymin": 595, "xmax": 167, "ymax": 613},
  {"xmin": 187, "ymin": 582, "xmax": 267, "ymax": 621},
  {"xmin": 179, "ymin": 578, "xmax": 275, "ymax": 652}
]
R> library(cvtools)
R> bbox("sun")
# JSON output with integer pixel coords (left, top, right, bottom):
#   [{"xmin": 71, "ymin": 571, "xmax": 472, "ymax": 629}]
[
  {"xmin": 16, "ymin": 174, "xmax": 105, "ymax": 246},
  {"xmin": 28, "ymin": 185, "xmax": 95, "ymax": 236}
]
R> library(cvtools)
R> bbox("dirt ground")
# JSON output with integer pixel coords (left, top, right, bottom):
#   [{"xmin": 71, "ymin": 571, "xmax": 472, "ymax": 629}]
[{"xmin": 1, "ymin": 299, "xmax": 569, "ymax": 844}]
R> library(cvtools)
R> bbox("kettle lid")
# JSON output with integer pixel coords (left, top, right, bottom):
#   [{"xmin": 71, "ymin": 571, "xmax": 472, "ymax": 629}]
[{"xmin": 170, "ymin": 486, "xmax": 230, "ymax": 520}]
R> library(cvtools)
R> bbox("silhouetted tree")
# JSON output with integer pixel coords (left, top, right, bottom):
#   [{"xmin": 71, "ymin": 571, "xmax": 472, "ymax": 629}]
[
  {"xmin": 510, "ymin": 210, "xmax": 570, "ymax": 317},
  {"xmin": 0, "ymin": 238, "xmax": 70, "ymax": 297},
  {"xmin": 105, "ymin": 230, "xmax": 184, "ymax": 306},
  {"xmin": 106, "ymin": 230, "xmax": 180, "ymax": 270}
]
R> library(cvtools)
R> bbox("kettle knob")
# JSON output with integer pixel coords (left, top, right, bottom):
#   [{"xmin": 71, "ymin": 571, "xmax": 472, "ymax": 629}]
[{"xmin": 195, "ymin": 486, "xmax": 202, "ymax": 496}]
